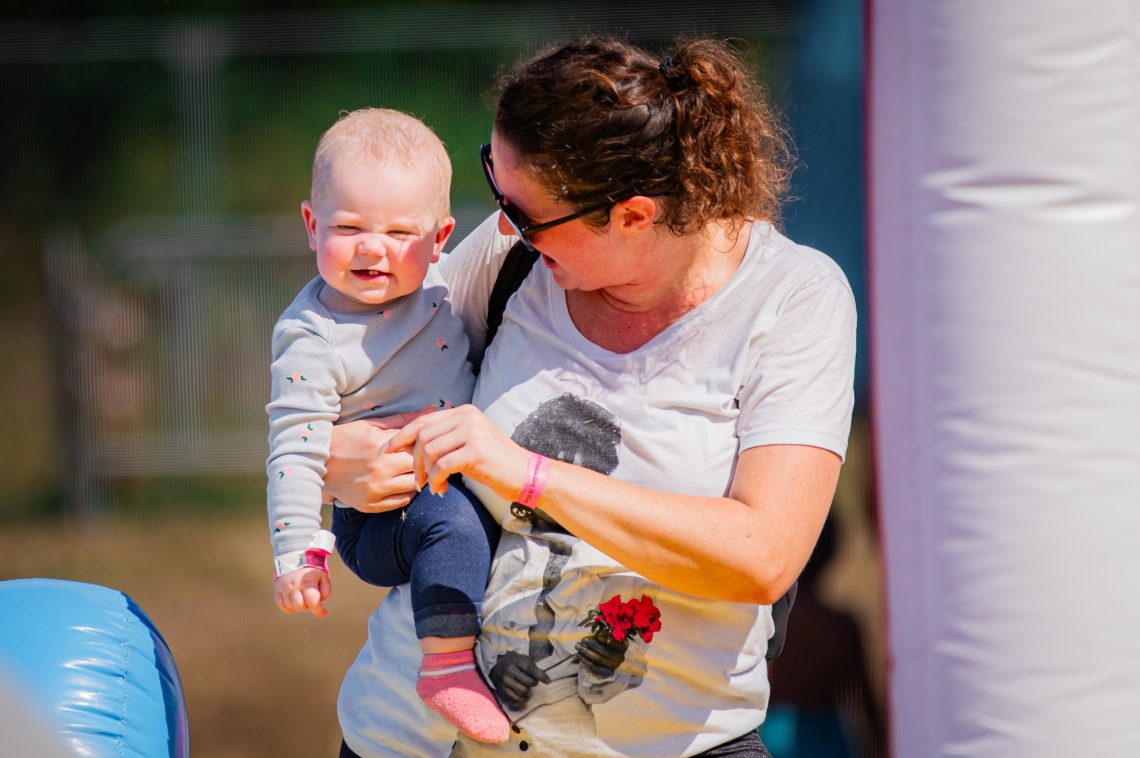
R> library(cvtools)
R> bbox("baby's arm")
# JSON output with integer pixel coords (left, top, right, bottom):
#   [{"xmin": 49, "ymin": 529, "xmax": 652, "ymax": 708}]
[{"xmin": 266, "ymin": 320, "xmax": 345, "ymax": 616}]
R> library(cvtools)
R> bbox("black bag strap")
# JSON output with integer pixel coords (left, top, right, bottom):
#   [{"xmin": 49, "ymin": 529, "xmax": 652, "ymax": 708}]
[{"xmin": 477, "ymin": 241, "xmax": 538, "ymax": 374}]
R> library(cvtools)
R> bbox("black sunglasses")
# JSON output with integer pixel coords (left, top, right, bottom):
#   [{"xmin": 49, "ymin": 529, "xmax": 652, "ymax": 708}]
[{"xmin": 480, "ymin": 144, "xmax": 613, "ymax": 253}]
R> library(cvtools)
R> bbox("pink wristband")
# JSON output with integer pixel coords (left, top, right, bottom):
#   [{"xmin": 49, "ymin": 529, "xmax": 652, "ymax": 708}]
[
  {"xmin": 303, "ymin": 548, "xmax": 330, "ymax": 574},
  {"xmin": 515, "ymin": 452, "xmax": 550, "ymax": 510}
]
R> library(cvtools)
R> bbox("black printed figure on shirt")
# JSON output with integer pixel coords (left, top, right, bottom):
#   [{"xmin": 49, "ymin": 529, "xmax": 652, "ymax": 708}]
[
  {"xmin": 487, "ymin": 394, "xmax": 648, "ymax": 726},
  {"xmin": 508, "ymin": 393, "xmax": 621, "ymax": 532}
]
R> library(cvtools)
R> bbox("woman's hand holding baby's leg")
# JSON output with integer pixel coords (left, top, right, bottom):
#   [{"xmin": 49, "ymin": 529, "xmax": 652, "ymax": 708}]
[{"xmin": 384, "ymin": 404, "xmax": 531, "ymax": 505}]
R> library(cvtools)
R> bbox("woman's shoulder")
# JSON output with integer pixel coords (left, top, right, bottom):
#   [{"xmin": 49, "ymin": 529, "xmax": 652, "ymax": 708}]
[
  {"xmin": 438, "ymin": 211, "xmax": 525, "ymax": 357},
  {"xmin": 749, "ymin": 223, "xmax": 853, "ymax": 292},
  {"xmin": 438, "ymin": 212, "xmax": 515, "ymax": 287}
]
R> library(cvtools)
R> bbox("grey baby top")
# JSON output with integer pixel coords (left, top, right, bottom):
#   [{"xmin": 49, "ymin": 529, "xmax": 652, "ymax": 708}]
[{"xmin": 265, "ymin": 266, "xmax": 475, "ymax": 566}]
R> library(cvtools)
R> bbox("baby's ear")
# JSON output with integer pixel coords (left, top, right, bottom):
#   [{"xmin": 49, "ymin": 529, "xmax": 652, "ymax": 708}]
[
  {"xmin": 300, "ymin": 201, "xmax": 318, "ymax": 252},
  {"xmin": 432, "ymin": 215, "xmax": 456, "ymax": 262}
]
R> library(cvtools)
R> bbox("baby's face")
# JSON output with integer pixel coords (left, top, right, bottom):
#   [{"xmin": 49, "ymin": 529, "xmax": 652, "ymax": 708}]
[{"xmin": 303, "ymin": 156, "xmax": 452, "ymax": 310}]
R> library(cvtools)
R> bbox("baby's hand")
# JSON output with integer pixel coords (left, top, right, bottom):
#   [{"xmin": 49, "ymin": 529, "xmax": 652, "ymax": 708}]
[{"xmin": 274, "ymin": 566, "xmax": 331, "ymax": 617}]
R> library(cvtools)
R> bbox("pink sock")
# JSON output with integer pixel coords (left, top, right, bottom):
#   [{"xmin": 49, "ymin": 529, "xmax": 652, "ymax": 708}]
[{"xmin": 417, "ymin": 650, "xmax": 510, "ymax": 744}]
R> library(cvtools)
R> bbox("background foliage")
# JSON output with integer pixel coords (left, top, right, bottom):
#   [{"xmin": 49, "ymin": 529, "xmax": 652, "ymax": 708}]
[{"xmin": 0, "ymin": 3, "xmax": 879, "ymax": 756}]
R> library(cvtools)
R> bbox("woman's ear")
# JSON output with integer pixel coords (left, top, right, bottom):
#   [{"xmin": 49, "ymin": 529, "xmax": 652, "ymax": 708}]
[{"xmin": 612, "ymin": 196, "xmax": 659, "ymax": 235}]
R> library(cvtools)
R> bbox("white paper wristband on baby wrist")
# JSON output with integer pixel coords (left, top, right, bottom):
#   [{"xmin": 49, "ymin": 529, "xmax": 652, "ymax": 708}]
[{"xmin": 273, "ymin": 530, "xmax": 336, "ymax": 578}]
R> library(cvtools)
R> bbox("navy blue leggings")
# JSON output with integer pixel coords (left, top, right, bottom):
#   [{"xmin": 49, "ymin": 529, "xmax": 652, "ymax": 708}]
[{"xmin": 332, "ymin": 477, "xmax": 499, "ymax": 639}]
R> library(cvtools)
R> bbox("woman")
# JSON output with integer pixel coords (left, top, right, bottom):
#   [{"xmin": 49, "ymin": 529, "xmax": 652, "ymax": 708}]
[{"xmin": 328, "ymin": 36, "xmax": 856, "ymax": 757}]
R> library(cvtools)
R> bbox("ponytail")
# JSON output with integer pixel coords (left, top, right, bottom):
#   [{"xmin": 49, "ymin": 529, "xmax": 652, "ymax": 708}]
[{"xmin": 495, "ymin": 36, "xmax": 792, "ymax": 235}]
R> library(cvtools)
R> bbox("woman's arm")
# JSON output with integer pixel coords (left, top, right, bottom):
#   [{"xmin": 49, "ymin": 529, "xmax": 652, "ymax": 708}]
[
  {"xmin": 547, "ymin": 443, "xmax": 839, "ymax": 605},
  {"xmin": 386, "ymin": 405, "xmax": 838, "ymax": 604}
]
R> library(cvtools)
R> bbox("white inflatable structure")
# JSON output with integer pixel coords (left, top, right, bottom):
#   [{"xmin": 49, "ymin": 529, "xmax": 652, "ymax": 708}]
[{"xmin": 870, "ymin": 1, "xmax": 1140, "ymax": 754}]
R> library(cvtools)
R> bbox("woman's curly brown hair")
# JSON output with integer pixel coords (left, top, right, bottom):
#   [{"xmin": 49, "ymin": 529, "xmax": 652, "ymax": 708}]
[{"xmin": 494, "ymin": 36, "xmax": 793, "ymax": 236}]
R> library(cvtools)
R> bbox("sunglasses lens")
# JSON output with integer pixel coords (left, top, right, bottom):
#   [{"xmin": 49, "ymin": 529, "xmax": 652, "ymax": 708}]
[
  {"xmin": 482, "ymin": 145, "xmax": 537, "ymax": 251},
  {"xmin": 501, "ymin": 205, "xmax": 524, "ymax": 235},
  {"xmin": 480, "ymin": 146, "xmax": 502, "ymax": 195},
  {"xmin": 502, "ymin": 209, "xmax": 536, "ymax": 251}
]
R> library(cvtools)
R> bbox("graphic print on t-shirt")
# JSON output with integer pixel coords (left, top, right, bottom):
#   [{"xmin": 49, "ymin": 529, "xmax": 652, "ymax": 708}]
[
  {"xmin": 507, "ymin": 393, "xmax": 620, "ymax": 530},
  {"xmin": 486, "ymin": 394, "xmax": 658, "ymax": 736}
]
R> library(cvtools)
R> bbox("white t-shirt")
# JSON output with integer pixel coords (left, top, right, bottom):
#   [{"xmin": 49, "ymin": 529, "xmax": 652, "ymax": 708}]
[{"xmin": 338, "ymin": 214, "xmax": 856, "ymax": 757}]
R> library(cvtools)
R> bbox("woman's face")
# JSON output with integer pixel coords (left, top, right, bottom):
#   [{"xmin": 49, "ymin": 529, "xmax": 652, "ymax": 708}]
[{"xmin": 488, "ymin": 132, "xmax": 635, "ymax": 293}]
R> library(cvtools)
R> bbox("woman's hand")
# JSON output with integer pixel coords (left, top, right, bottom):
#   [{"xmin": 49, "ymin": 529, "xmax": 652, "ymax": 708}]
[
  {"xmin": 324, "ymin": 409, "xmax": 434, "ymax": 512},
  {"xmin": 384, "ymin": 404, "xmax": 530, "ymax": 501}
]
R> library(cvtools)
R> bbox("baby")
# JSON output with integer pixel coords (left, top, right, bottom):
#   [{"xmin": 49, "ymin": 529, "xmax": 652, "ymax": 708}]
[{"xmin": 266, "ymin": 108, "xmax": 508, "ymax": 744}]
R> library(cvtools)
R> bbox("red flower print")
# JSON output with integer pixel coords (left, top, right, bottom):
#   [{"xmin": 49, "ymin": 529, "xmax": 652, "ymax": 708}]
[
  {"xmin": 581, "ymin": 593, "xmax": 663, "ymax": 644},
  {"xmin": 629, "ymin": 595, "xmax": 662, "ymax": 642}
]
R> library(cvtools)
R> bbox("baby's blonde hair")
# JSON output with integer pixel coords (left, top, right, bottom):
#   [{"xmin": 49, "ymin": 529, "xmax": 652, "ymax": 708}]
[{"xmin": 311, "ymin": 108, "xmax": 452, "ymax": 218}]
